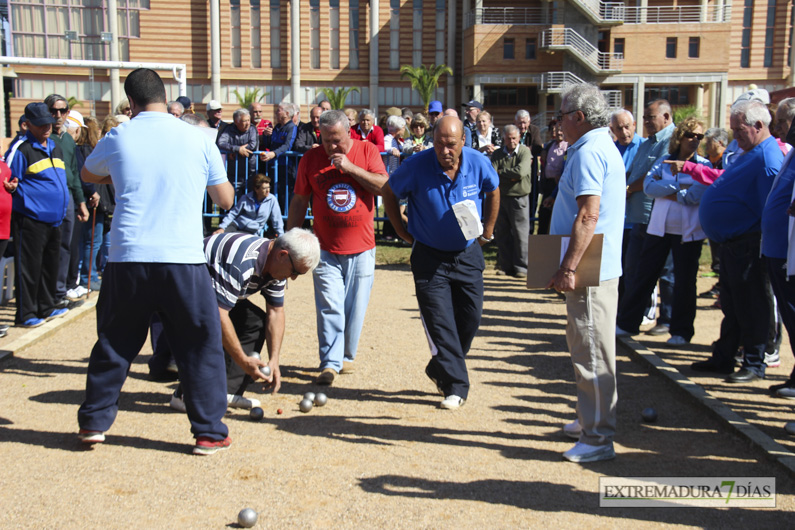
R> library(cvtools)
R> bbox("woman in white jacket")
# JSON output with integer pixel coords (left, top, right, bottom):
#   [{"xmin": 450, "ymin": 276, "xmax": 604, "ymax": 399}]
[{"xmin": 616, "ymin": 117, "xmax": 711, "ymax": 345}]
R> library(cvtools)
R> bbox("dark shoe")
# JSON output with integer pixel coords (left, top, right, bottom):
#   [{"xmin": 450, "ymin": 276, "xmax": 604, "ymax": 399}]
[
  {"xmin": 495, "ymin": 269, "xmax": 508, "ymax": 276},
  {"xmin": 425, "ymin": 365, "xmax": 444, "ymax": 396},
  {"xmin": 646, "ymin": 324, "xmax": 670, "ymax": 336},
  {"xmin": 513, "ymin": 271, "xmax": 527, "ymax": 279},
  {"xmin": 54, "ymin": 298, "xmax": 69, "ymax": 310},
  {"xmin": 770, "ymin": 381, "xmax": 795, "ymax": 393},
  {"xmin": 66, "ymin": 299, "xmax": 84, "ymax": 310},
  {"xmin": 726, "ymin": 368, "xmax": 763, "ymax": 383},
  {"xmin": 691, "ymin": 359, "xmax": 734, "ymax": 374}
]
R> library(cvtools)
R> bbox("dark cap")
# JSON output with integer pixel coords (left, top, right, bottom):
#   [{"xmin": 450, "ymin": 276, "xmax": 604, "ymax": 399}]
[
  {"xmin": 25, "ymin": 102, "xmax": 56, "ymax": 126},
  {"xmin": 463, "ymin": 100, "xmax": 483, "ymax": 111},
  {"xmin": 176, "ymin": 96, "xmax": 192, "ymax": 108},
  {"xmin": 18, "ymin": 114, "xmax": 28, "ymax": 126}
]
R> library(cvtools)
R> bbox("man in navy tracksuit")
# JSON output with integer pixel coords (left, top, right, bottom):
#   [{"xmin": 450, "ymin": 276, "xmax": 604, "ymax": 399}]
[{"xmin": 4, "ymin": 102, "xmax": 70, "ymax": 327}]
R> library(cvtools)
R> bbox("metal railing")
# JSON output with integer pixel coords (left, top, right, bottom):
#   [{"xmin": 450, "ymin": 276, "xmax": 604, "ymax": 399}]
[
  {"xmin": 623, "ymin": 4, "xmax": 731, "ymax": 24},
  {"xmin": 568, "ymin": 0, "xmax": 625, "ymax": 24},
  {"xmin": 541, "ymin": 28, "xmax": 623, "ymax": 73},
  {"xmin": 540, "ymin": 72, "xmax": 585, "ymax": 92},
  {"xmin": 601, "ymin": 89, "xmax": 623, "ymax": 109},
  {"xmin": 464, "ymin": 7, "xmax": 546, "ymax": 27}
]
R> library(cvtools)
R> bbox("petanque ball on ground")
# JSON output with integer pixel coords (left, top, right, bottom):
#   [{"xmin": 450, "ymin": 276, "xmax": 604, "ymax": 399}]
[
  {"xmin": 303, "ymin": 392, "xmax": 316, "ymax": 402},
  {"xmin": 314, "ymin": 392, "xmax": 327, "ymax": 407},
  {"xmin": 249, "ymin": 407, "xmax": 264, "ymax": 421},
  {"xmin": 237, "ymin": 508, "xmax": 257, "ymax": 528},
  {"xmin": 299, "ymin": 398, "xmax": 314, "ymax": 413},
  {"xmin": 641, "ymin": 407, "xmax": 658, "ymax": 423}
]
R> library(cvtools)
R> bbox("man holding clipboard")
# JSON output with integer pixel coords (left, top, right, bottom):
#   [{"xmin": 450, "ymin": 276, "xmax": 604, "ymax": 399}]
[{"xmin": 547, "ymin": 84, "xmax": 626, "ymax": 463}]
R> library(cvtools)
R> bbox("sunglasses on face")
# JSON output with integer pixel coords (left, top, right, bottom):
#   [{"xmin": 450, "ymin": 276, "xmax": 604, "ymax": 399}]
[
  {"xmin": 683, "ymin": 132, "xmax": 705, "ymax": 140},
  {"xmin": 50, "ymin": 107, "xmax": 69, "ymax": 115}
]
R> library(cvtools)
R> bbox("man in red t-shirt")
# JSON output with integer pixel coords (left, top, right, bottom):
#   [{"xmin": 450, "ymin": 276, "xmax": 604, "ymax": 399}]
[
  {"xmin": 249, "ymin": 102, "xmax": 273, "ymax": 137},
  {"xmin": 287, "ymin": 110, "xmax": 388, "ymax": 385}
]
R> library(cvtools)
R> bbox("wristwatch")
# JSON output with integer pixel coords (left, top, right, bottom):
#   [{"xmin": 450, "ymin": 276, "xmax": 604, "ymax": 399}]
[{"xmin": 478, "ymin": 233, "xmax": 494, "ymax": 243}]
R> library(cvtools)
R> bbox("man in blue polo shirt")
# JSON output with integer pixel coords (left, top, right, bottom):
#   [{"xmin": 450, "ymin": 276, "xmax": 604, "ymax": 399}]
[
  {"xmin": 548, "ymin": 83, "xmax": 625, "ymax": 463},
  {"xmin": 693, "ymin": 99, "xmax": 783, "ymax": 383},
  {"xmin": 383, "ymin": 116, "xmax": 499, "ymax": 410},
  {"xmin": 77, "ymin": 68, "xmax": 235, "ymax": 456}
]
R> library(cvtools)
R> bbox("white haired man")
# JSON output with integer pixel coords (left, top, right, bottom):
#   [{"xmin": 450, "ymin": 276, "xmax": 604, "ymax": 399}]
[{"xmin": 548, "ymin": 83, "xmax": 626, "ymax": 463}]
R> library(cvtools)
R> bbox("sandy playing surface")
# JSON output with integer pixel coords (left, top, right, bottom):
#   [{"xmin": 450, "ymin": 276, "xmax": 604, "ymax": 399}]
[{"xmin": 1, "ymin": 266, "xmax": 793, "ymax": 527}]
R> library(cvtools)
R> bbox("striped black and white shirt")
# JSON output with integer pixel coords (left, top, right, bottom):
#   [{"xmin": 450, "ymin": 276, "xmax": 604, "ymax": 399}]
[{"xmin": 203, "ymin": 232, "xmax": 285, "ymax": 310}]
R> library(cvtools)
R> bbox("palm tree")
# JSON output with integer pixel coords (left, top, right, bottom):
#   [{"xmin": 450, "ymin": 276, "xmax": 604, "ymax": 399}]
[
  {"xmin": 67, "ymin": 96, "xmax": 82, "ymax": 109},
  {"xmin": 400, "ymin": 64, "xmax": 453, "ymax": 111},
  {"xmin": 318, "ymin": 87, "xmax": 360, "ymax": 110},
  {"xmin": 231, "ymin": 87, "xmax": 267, "ymax": 108}
]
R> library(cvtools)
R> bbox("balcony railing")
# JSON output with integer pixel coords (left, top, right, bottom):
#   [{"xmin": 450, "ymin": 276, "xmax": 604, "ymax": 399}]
[
  {"xmin": 568, "ymin": 0, "xmax": 625, "ymax": 24},
  {"xmin": 623, "ymin": 4, "xmax": 731, "ymax": 24},
  {"xmin": 464, "ymin": 7, "xmax": 546, "ymax": 28},
  {"xmin": 541, "ymin": 28, "xmax": 623, "ymax": 73},
  {"xmin": 541, "ymin": 72, "xmax": 624, "ymax": 109}
]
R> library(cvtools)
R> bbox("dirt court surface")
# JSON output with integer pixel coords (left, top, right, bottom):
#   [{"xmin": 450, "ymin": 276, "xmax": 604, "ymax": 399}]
[{"xmin": 1, "ymin": 266, "xmax": 794, "ymax": 528}]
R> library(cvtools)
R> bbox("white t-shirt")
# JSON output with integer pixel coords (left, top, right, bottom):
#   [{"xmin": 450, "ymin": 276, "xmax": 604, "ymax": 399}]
[{"xmin": 85, "ymin": 111, "xmax": 227, "ymax": 263}]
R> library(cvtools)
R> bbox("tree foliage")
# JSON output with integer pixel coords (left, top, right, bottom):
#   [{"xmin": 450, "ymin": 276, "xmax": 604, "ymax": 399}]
[
  {"xmin": 232, "ymin": 87, "xmax": 267, "ymax": 108},
  {"xmin": 399, "ymin": 64, "xmax": 453, "ymax": 111},
  {"xmin": 318, "ymin": 87, "xmax": 360, "ymax": 110}
]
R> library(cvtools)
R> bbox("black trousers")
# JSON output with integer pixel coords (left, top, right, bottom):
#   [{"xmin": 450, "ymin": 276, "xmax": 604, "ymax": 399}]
[
  {"xmin": 412, "ymin": 241, "xmax": 484, "ymax": 400},
  {"xmin": 12, "ymin": 213, "xmax": 61, "ymax": 323}
]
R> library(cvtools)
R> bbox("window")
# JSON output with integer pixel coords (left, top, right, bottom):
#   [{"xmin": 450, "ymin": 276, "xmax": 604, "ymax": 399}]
[
  {"xmin": 526, "ymin": 38, "xmax": 537, "ymax": 60},
  {"xmin": 270, "ymin": 0, "xmax": 281, "ymax": 68},
  {"xmin": 435, "ymin": 0, "xmax": 445, "ymax": 66},
  {"xmin": 764, "ymin": 0, "xmax": 776, "ymax": 67},
  {"xmin": 614, "ymin": 38, "xmax": 625, "ymax": 58},
  {"xmin": 688, "ymin": 37, "xmax": 700, "ymax": 58},
  {"xmin": 790, "ymin": 2, "xmax": 795, "ymax": 66},
  {"xmin": 741, "ymin": 0, "xmax": 753, "ymax": 68},
  {"xmin": 230, "ymin": 0, "xmax": 241, "ymax": 68},
  {"xmin": 251, "ymin": 0, "xmax": 261, "ymax": 68},
  {"xmin": 350, "ymin": 0, "xmax": 360, "ymax": 69},
  {"xmin": 665, "ymin": 37, "xmax": 677, "ymax": 59},
  {"xmin": 330, "ymin": 0, "xmax": 340, "ymax": 69},
  {"xmin": 412, "ymin": 0, "xmax": 422, "ymax": 67},
  {"xmin": 310, "ymin": 0, "xmax": 320, "ymax": 69},
  {"xmin": 644, "ymin": 86, "xmax": 689, "ymax": 105},
  {"xmin": 9, "ymin": 0, "xmax": 150, "ymax": 60},
  {"xmin": 504, "ymin": 38, "xmax": 515, "ymax": 60},
  {"xmin": 483, "ymin": 86, "xmax": 539, "ymax": 107},
  {"xmin": 389, "ymin": 0, "xmax": 400, "ymax": 69}
]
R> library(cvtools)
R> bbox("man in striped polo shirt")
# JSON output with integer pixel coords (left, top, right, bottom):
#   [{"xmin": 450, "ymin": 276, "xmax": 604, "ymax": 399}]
[{"xmin": 166, "ymin": 228, "xmax": 320, "ymax": 413}]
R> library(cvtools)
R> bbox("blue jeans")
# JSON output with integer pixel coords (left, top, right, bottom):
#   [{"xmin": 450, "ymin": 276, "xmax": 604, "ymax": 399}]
[
  {"xmin": 80, "ymin": 209, "xmax": 104, "ymax": 287},
  {"xmin": 312, "ymin": 248, "xmax": 376, "ymax": 372}
]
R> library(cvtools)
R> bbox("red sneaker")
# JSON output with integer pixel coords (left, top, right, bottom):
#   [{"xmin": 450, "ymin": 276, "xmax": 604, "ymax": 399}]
[
  {"xmin": 78, "ymin": 429, "xmax": 105, "ymax": 444},
  {"xmin": 193, "ymin": 436, "xmax": 231, "ymax": 455}
]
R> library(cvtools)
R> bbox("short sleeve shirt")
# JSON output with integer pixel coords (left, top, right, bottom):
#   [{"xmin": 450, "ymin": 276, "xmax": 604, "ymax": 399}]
[
  {"xmin": 550, "ymin": 127, "xmax": 626, "ymax": 282},
  {"xmin": 389, "ymin": 147, "xmax": 499, "ymax": 251},
  {"xmin": 85, "ymin": 112, "xmax": 227, "ymax": 263},
  {"xmin": 204, "ymin": 232, "xmax": 285, "ymax": 310},
  {"xmin": 294, "ymin": 140, "xmax": 387, "ymax": 254}
]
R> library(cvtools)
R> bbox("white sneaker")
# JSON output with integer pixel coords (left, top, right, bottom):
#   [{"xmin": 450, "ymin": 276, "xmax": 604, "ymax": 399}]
[
  {"xmin": 562, "ymin": 441, "xmax": 616, "ymax": 463},
  {"xmin": 65, "ymin": 288, "xmax": 80, "ymax": 300},
  {"xmin": 169, "ymin": 391, "xmax": 186, "ymax": 413},
  {"xmin": 666, "ymin": 335, "xmax": 688, "ymax": 346},
  {"xmin": 641, "ymin": 316, "xmax": 655, "ymax": 326},
  {"xmin": 227, "ymin": 394, "xmax": 261, "ymax": 410},
  {"xmin": 563, "ymin": 419, "xmax": 582, "ymax": 440},
  {"xmin": 440, "ymin": 395, "xmax": 465, "ymax": 410}
]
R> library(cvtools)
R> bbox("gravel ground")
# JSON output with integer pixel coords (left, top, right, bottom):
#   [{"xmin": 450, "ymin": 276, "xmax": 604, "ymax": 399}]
[{"xmin": 0, "ymin": 266, "xmax": 793, "ymax": 528}]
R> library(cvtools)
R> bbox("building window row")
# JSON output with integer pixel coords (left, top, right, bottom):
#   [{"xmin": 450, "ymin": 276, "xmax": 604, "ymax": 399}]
[
  {"xmin": 9, "ymin": 0, "xmax": 150, "ymax": 61},
  {"xmin": 665, "ymin": 37, "xmax": 700, "ymax": 59},
  {"xmin": 503, "ymin": 37, "xmax": 538, "ymax": 60}
]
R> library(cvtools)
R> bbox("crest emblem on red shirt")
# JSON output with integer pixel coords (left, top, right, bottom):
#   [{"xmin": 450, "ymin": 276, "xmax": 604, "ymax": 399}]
[{"xmin": 327, "ymin": 183, "xmax": 357, "ymax": 213}]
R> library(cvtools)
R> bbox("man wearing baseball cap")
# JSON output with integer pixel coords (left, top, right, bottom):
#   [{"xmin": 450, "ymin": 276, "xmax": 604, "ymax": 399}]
[
  {"xmin": 462, "ymin": 100, "xmax": 483, "ymax": 137},
  {"xmin": 206, "ymin": 100, "xmax": 226, "ymax": 130},
  {"xmin": 3, "ymin": 102, "xmax": 71, "ymax": 327}
]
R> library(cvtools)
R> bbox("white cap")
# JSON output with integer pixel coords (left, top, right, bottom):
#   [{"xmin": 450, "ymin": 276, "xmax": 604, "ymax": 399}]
[
  {"xmin": 65, "ymin": 109, "xmax": 86, "ymax": 129},
  {"xmin": 206, "ymin": 100, "xmax": 223, "ymax": 111},
  {"xmin": 734, "ymin": 88, "xmax": 770, "ymax": 105}
]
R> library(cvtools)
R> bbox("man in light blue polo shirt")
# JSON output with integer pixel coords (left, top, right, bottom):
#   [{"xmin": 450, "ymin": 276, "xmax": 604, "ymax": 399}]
[
  {"xmin": 383, "ymin": 116, "xmax": 499, "ymax": 410},
  {"xmin": 77, "ymin": 68, "xmax": 235, "ymax": 456},
  {"xmin": 548, "ymin": 83, "xmax": 625, "ymax": 463}
]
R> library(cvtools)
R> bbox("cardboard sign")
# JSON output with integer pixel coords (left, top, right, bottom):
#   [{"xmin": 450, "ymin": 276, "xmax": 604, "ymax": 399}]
[{"xmin": 525, "ymin": 234, "xmax": 603, "ymax": 289}]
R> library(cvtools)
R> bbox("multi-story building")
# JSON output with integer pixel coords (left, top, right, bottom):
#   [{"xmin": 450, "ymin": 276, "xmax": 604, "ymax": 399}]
[{"xmin": 0, "ymin": 0, "xmax": 792, "ymax": 136}]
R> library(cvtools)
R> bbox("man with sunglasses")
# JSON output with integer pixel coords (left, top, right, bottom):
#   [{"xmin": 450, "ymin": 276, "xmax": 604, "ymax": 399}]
[{"xmin": 44, "ymin": 94, "xmax": 89, "ymax": 310}]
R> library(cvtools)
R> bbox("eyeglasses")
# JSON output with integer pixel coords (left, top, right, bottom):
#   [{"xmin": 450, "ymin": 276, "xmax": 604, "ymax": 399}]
[
  {"xmin": 556, "ymin": 109, "xmax": 579, "ymax": 121},
  {"xmin": 642, "ymin": 114, "xmax": 658, "ymax": 121},
  {"xmin": 287, "ymin": 253, "xmax": 301, "ymax": 277},
  {"xmin": 683, "ymin": 131, "xmax": 705, "ymax": 140},
  {"xmin": 49, "ymin": 107, "xmax": 69, "ymax": 115}
]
